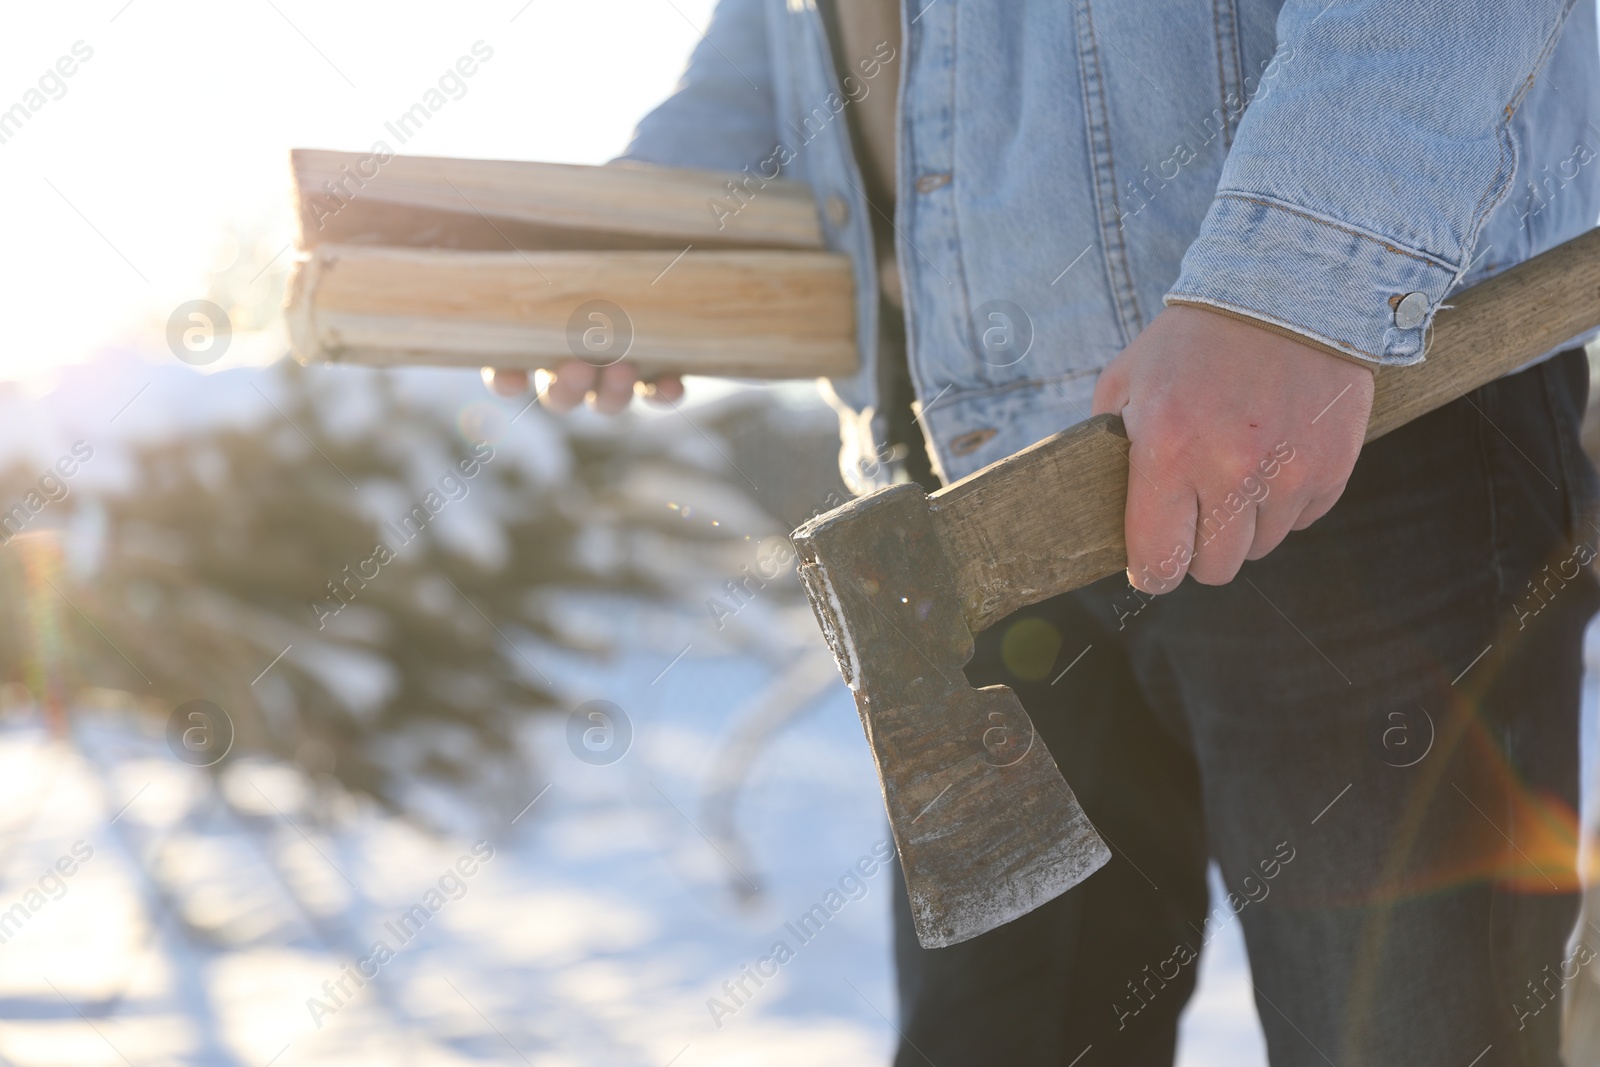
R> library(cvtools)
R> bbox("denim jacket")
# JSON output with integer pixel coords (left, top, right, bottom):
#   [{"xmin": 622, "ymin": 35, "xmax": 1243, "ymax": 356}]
[{"xmin": 623, "ymin": 0, "xmax": 1600, "ymax": 489}]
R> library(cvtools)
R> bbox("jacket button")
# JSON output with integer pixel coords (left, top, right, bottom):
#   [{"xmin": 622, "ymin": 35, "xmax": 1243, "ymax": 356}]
[
  {"xmin": 1393, "ymin": 291, "xmax": 1429, "ymax": 329},
  {"xmin": 915, "ymin": 172, "xmax": 952, "ymax": 194},
  {"xmin": 825, "ymin": 194, "xmax": 851, "ymax": 228}
]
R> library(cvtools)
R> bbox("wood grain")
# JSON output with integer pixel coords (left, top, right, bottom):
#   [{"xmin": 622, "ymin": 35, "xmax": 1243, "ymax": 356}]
[
  {"xmin": 286, "ymin": 244, "xmax": 858, "ymax": 379},
  {"xmin": 931, "ymin": 415, "xmax": 1131, "ymax": 633},
  {"xmin": 292, "ymin": 149, "xmax": 825, "ymax": 252},
  {"xmin": 933, "ymin": 226, "xmax": 1600, "ymax": 632}
]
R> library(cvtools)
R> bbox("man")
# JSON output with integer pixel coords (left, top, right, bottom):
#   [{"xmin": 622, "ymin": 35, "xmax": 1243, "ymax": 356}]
[{"xmin": 493, "ymin": 2, "xmax": 1600, "ymax": 1063}]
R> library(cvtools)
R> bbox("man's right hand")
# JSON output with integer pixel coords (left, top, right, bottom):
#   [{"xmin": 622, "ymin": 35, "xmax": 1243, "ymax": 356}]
[
  {"xmin": 1090, "ymin": 305, "xmax": 1372, "ymax": 593},
  {"xmin": 481, "ymin": 361, "xmax": 685, "ymax": 414}
]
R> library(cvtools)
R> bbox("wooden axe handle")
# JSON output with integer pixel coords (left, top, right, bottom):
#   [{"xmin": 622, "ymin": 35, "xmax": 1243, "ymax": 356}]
[{"xmin": 931, "ymin": 227, "xmax": 1600, "ymax": 633}]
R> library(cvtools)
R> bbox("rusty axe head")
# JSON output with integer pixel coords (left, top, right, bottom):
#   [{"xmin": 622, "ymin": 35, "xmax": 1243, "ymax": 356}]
[{"xmin": 791, "ymin": 482, "xmax": 1109, "ymax": 949}]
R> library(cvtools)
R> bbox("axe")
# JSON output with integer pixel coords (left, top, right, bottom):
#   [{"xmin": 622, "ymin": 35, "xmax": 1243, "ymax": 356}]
[{"xmin": 792, "ymin": 227, "xmax": 1600, "ymax": 948}]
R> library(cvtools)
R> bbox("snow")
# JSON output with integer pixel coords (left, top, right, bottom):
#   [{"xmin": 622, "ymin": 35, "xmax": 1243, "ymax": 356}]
[
  {"xmin": 14, "ymin": 607, "xmax": 1599, "ymax": 1064},
  {"xmin": 0, "ymin": 639, "xmax": 901, "ymax": 1066},
  {"xmin": 0, "ymin": 634, "xmax": 1272, "ymax": 1067}
]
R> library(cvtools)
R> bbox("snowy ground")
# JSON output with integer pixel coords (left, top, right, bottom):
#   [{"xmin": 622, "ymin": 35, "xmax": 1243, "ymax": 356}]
[
  {"xmin": 4, "ymin": 627, "xmax": 1598, "ymax": 1066},
  {"xmin": 0, "ymin": 456, "xmax": 1595, "ymax": 1064}
]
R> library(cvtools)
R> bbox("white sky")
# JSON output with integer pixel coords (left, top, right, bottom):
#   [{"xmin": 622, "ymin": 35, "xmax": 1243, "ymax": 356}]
[{"xmin": 0, "ymin": 0, "xmax": 717, "ymax": 384}]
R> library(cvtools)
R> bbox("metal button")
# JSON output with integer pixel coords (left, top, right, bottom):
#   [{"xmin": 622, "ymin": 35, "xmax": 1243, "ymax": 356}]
[
  {"xmin": 825, "ymin": 194, "xmax": 851, "ymax": 228},
  {"xmin": 915, "ymin": 172, "xmax": 952, "ymax": 194},
  {"xmin": 1393, "ymin": 291, "xmax": 1429, "ymax": 329}
]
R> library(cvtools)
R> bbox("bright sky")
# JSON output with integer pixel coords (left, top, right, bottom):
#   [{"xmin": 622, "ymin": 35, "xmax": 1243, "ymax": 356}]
[{"xmin": 0, "ymin": 0, "xmax": 717, "ymax": 383}]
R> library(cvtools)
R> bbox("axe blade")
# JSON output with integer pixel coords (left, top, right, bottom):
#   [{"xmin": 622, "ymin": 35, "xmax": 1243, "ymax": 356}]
[{"xmin": 792, "ymin": 483, "xmax": 1109, "ymax": 948}]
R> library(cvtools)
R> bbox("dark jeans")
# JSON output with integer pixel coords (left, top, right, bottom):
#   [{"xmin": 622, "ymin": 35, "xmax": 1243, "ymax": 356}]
[{"xmin": 891, "ymin": 349, "xmax": 1599, "ymax": 1067}]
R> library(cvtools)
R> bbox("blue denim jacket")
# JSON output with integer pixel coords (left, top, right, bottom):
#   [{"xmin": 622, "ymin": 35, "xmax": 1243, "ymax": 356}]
[{"xmin": 623, "ymin": 1, "xmax": 1600, "ymax": 489}]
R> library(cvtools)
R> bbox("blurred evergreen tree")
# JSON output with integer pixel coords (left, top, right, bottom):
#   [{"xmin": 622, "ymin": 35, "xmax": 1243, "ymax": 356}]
[{"xmin": 0, "ymin": 360, "xmax": 837, "ymax": 828}]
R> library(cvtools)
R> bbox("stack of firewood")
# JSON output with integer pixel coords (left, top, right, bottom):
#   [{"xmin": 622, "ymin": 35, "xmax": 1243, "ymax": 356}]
[{"xmin": 284, "ymin": 149, "xmax": 856, "ymax": 379}]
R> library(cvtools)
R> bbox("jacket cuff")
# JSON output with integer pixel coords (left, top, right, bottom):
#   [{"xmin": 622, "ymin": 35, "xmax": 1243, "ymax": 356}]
[{"xmin": 1165, "ymin": 192, "xmax": 1463, "ymax": 367}]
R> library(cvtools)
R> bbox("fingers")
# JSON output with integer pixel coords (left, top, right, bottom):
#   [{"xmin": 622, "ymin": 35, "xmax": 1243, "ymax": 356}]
[
  {"xmin": 1189, "ymin": 493, "xmax": 1257, "ymax": 584},
  {"xmin": 480, "ymin": 368, "xmax": 530, "ymax": 398},
  {"xmin": 1123, "ymin": 459, "xmax": 1199, "ymax": 594},
  {"xmin": 590, "ymin": 362, "xmax": 639, "ymax": 415},
  {"xmin": 1177, "ymin": 463, "xmax": 1348, "ymax": 573},
  {"xmin": 483, "ymin": 362, "xmax": 676, "ymax": 414},
  {"xmin": 544, "ymin": 360, "xmax": 639, "ymax": 414},
  {"xmin": 1245, "ymin": 500, "xmax": 1298, "ymax": 561},
  {"xmin": 543, "ymin": 359, "xmax": 599, "ymax": 412},
  {"xmin": 1133, "ymin": 452, "xmax": 1340, "ymax": 586},
  {"xmin": 1102, "ymin": 362, "xmax": 1195, "ymax": 593}
]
